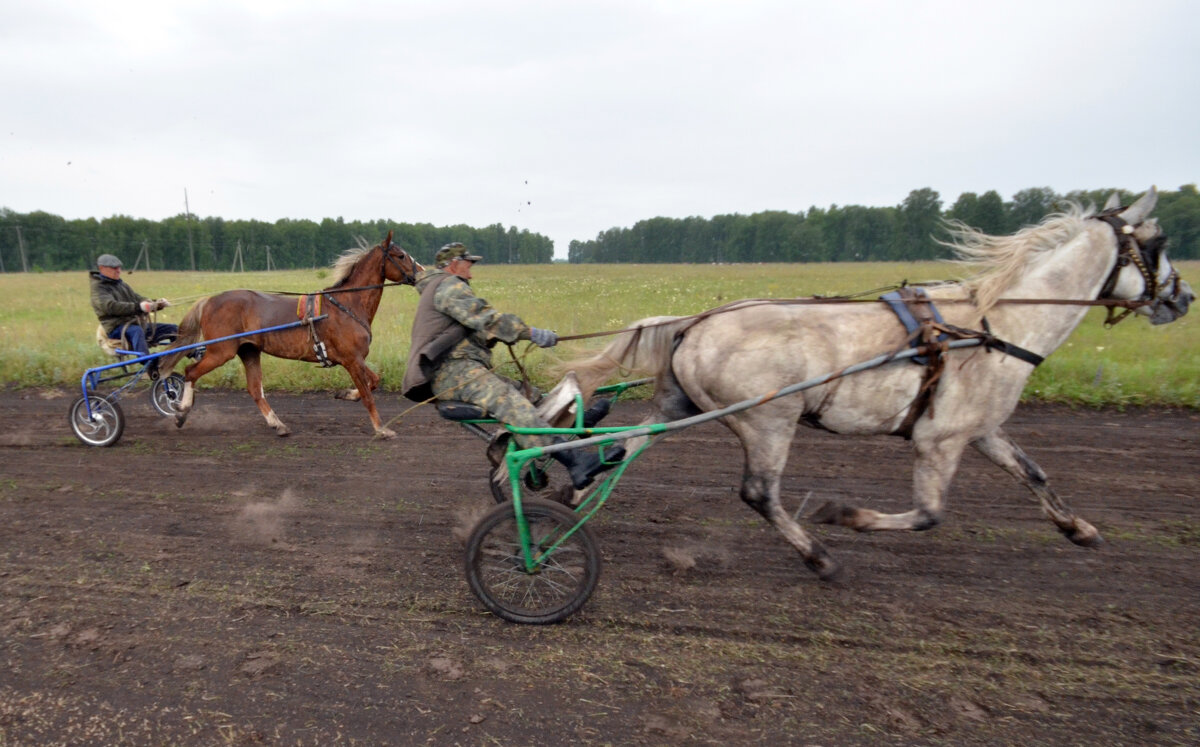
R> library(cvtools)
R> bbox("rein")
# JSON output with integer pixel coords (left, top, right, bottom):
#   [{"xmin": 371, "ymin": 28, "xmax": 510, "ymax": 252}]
[
  {"xmin": 559, "ymin": 210, "xmax": 1169, "ymax": 344},
  {"xmin": 314, "ymin": 242, "xmax": 420, "ymax": 343},
  {"xmin": 320, "ymin": 292, "xmax": 374, "ymax": 342},
  {"xmin": 555, "ymin": 294, "xmax": 1148, "ymax": 343}
]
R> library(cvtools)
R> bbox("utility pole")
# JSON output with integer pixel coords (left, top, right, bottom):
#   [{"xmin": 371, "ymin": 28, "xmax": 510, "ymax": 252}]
[
  {"xmin": 184, "ymin": 189, "xmax": 196, "ymax": 271},
  {"xmin": 231, "ymin": 239, "xmax": 245, "ymax": 272},
  {"xmin": 133, "ymin": 239, "xmax": 151, "ymax": 272},
  {"xmin": 15, "ymin": 225, "xmax": 28, "ymax": 272},
  {"xmin": 265, "ymin": 245, "xmax": 273, "ymax": 272}
]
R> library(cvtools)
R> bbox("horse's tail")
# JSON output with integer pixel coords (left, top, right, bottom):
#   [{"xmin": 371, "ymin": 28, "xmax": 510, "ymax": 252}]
[
  {"xmin": 555, "ymin": 316, "xmax": 692, "ymax": 400},
  {"xmin": 157, "ymin": 297, "xmax": 209, "ymax": 373}
]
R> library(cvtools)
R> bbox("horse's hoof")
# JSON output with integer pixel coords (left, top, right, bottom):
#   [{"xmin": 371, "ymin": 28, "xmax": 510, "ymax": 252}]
[
  {"xmin": 809, "ymin": 500, "xmax": 852, "ymax": 526},
  {"xmin": 1063, "ymin": 521, "xmax": 1103, "ymax": 548},
  {"xmin": 805, "ymin": 548, "xmax": 841, "ymax": 582},
  {"xmin": 174, "ymin": 412, "xmax": 188, "ymax": 429},
  {"xmin": 275, "ymin": 426, "xmax": 291, "ymax": 437},
  {"xmin": 375, "ymin": 427, "xmax": 396, "ymax": 440}
]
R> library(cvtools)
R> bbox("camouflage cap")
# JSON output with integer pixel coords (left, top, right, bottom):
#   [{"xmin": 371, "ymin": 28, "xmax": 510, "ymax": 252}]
[
  {"xmin": 96, "ymin": 253, "xmax": 123, "ymax": 268},
  {"xmin": 435, "ymin": 242, "xmax": 482, "ymax": 267}
]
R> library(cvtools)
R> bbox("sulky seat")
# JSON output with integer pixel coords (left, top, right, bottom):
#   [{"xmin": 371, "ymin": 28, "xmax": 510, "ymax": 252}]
[{"xmin": 96, "ymin": 324, "xmax": 128, "ymax": 357}]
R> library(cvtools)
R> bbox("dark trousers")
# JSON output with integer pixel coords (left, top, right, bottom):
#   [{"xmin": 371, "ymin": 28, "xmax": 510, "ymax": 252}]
[{"xmin": 109, "ymin": 322, "xmax": 179, "ymax": 355}]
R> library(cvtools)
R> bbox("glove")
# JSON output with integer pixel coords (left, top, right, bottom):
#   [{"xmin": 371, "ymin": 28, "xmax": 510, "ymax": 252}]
[
  {"xmin": 156, "ymin": 298, "xmax": 170, "ymax": 310},
  {"xmin": 528, "ymin": 327, "xmax": 557, "ymax": 348},
  {"xmin": 139, "ymin": 300, "xmax": 155, "ymax": 313}
]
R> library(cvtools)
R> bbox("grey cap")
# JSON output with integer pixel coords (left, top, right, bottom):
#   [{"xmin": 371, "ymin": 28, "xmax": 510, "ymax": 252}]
[{"xmin": 96, "ymin": 253, "xmax": 123, "ymax": 268}]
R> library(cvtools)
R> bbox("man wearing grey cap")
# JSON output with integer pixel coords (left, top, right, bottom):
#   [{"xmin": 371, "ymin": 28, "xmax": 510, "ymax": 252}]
[
  {"xmin": 402, "ymin": 242, "xmax": 623, "ymax": 490},
  {"xmin": 89, "ymin": 253, "xmax": 178, "ymax": 368}
]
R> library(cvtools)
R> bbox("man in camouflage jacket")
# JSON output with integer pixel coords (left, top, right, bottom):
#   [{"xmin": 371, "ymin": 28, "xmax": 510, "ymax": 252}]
[{"xmin": 402, "ymin": 243, "xmax": 622, "ymax": 489}]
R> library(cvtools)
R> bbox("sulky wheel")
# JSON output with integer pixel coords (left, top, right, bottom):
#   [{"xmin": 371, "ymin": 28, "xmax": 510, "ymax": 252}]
[
  {"xmin": 150, "ymin": 373, "xmax": 187, "ymax": 417},
  {"xmin": 69, "ymin": 394, "xmax": 125, "ymax": 447},
  {"xmin": 465, "ymin": 498, "xmax": 601, "ymax": 624}
]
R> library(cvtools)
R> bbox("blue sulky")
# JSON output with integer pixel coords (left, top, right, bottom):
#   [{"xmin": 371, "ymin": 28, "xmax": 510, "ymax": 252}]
[{"xmin": 70, "ymin": 316, "xmax": 327, "ymax": 447}]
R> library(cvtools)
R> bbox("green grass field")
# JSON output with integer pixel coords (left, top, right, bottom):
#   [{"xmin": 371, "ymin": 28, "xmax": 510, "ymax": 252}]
[{"xmin": 2, "ymin": 260, "xmax": 1197, "ymax": 407}]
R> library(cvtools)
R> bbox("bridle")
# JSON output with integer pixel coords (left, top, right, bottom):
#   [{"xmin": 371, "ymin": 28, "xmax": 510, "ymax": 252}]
[
  {"xmin": 381, "ymin": 241, "xmax": 420, "ymax": 285},
  {"xmin": 1095, "ymin": 208, "xmax": 1179, "ymax": 326},
  {"xmin": 319, "ymin": 241, "xmax": 420, "ymax": 343}
]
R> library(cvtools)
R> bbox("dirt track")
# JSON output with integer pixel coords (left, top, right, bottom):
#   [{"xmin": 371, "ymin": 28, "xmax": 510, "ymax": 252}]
[{"xmin": 2, "ymin": 387, "xmax": 1198, "ymax": 745}]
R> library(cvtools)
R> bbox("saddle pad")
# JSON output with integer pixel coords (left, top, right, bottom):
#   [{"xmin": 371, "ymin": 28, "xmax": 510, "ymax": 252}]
[
  {"xmin": 881, "ymin": 288, "xmax": 947, "ymax": 365},
  {"xmin": 297, "ymin": 294, "xmax": 322, "ymax": 320}
]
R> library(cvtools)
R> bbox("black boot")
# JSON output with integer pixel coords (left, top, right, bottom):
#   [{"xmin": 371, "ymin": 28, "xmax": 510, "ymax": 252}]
[
  {"xmin": 580, "ymin": 397, "xmax": 613, "ymax": 428},
  {"xmin": 551, "ymin": 439, "xmax": 626, "ymax": 490}
]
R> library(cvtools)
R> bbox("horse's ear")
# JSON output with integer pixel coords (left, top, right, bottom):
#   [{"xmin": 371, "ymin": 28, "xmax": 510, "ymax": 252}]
[
  {"xmin": 1103, "ymin": 192, "xmax": 1121, "ymax": 211},
  {"xmin": 385, "ymin": 230, "xmax": 393, "ymax": 246},
  {"xmin": 1119, "ymin": 186, "xmax": 1157, "ymax": 225}
]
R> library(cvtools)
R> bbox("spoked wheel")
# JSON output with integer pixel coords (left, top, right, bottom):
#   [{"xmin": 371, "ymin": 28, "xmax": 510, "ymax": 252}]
[
  {"xmin": 465, "ymin": 498, "xmax": 601, "ymax": 624},
  {"xmin": 150, "ymin": 373, "xmax": 186, "ymax": 417},
  {"xmin": 69, "ymin": 394, "xmax": 125, "ymax": 447}
]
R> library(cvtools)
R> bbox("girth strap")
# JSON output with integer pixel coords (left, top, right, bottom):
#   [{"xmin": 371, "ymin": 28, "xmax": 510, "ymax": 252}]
[
  {"xmin": 297, "ymin": 296, "xmax": 336, "ymax": 367},
  {"xmin": 884, "ymin": 289, "xmax": 1044, "ymax": 439}
]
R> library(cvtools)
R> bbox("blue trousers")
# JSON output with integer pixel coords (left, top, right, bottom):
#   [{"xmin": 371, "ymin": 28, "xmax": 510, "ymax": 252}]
[{"xmin": 109, "ymin": 322, "xmax": 179, "ymax": 355}]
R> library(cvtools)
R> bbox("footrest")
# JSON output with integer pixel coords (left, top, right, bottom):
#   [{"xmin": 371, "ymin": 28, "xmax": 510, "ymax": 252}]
[{"xmin": 436, "ymin": 400, "xmax": 489, "ymax": 421}]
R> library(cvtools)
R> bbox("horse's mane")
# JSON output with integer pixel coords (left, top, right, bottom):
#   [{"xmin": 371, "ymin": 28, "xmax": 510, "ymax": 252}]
[
  {"xmin": 327, "ymin": 236, "xmax": 374, "ymax": 287},
  {"xmin": 939, "ymin": 203, "xmax": 1093, "ymax": 316}
]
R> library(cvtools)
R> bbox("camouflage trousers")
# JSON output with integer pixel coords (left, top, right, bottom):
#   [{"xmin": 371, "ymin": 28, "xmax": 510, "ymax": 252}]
[{"xmin": 431, "ymin": 359, "xmax": 555, "ymax": 449}]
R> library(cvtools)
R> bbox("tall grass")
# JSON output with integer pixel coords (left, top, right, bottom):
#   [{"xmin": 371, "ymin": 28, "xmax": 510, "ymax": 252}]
[{"xmin": 2, "ymin": 260, "xmax": 1196, "ymax": 407}]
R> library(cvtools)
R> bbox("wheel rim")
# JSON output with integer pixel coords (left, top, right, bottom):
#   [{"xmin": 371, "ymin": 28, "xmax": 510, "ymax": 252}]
[
  {"xmin": 467, "ymin": 501, "xmax": 599, "ymax": 623},
  {"xmin": 151, "ymin": 373, "xmax": 186, "ymax": 416},
  {"xmin": 70, "ymin": 396, "xmax": 122, "ymax": 446}
]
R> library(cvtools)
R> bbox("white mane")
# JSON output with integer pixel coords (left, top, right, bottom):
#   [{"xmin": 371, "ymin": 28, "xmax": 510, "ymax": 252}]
[
  {"xmin": 940, "ymin": 203, "xmax": 1093, "ymax": 316},
  {"xmin": 328, "ymin": 236, "xmax": 374, "ymax": 287}
]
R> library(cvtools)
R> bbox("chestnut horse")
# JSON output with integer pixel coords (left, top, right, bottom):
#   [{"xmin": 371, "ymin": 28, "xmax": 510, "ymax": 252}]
[{"xmin": 159, "ymin": 232, "xmax": 421, "ymax": 438}]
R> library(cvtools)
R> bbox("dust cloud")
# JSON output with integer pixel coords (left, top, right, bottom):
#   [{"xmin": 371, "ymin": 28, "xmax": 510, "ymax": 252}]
[{"xmin": 230, "ymin": 488, "xmax": 301, "ymax": 545}]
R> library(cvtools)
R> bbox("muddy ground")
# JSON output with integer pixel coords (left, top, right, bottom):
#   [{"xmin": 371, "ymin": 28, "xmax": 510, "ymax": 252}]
[{"xmin": 1, "ymin": 387, "xmax": 1198, "ymax": 745}]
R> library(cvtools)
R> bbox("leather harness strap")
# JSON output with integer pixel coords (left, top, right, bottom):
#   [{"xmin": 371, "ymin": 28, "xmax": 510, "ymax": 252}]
[
  {"xmin": 316, "ymin": 242, "xmax": 415, "ymax": 345},
  {"xmin": 295, "ymin": 294, "xmax": 336, "ymax": 367},
  {"xmin": 884, "ymin": 288, "xmax": 1045, "ymax": 439},
  {"xmin": 321, "ymin": 291, "xmax": 373, "ymax": 343}
]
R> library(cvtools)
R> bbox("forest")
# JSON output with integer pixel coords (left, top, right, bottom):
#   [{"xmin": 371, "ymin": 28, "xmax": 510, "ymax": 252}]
[
  {"xmin": 1, "ymin": 185, "xmax": 1197, "ymax": 271},
  {"xmin": 0, "ymin": 215, "xmax": 555, "ymax": 273},
  {"xmin": 567, "ymin": 185, "xmax": 1200, "ymax": 263}
]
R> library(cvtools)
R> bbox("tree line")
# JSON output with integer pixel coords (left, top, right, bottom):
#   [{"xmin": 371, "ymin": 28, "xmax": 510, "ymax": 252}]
[
  {"xmin": 3, "ymin": 185, "xmax": 1197, "ymax": 271},
  {"xmin": 0, "ymin": 212, "xmax": 554, "ymax": 273},
  {"xmin": 567, "ymin": 185, "xmax": 1200, "ymax": 263}
]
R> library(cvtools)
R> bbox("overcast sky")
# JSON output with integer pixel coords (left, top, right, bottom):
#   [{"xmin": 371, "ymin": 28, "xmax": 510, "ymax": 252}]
[{"xmin": 3, "ymin": 0, "xmax": 1198, "ymax": 258}]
